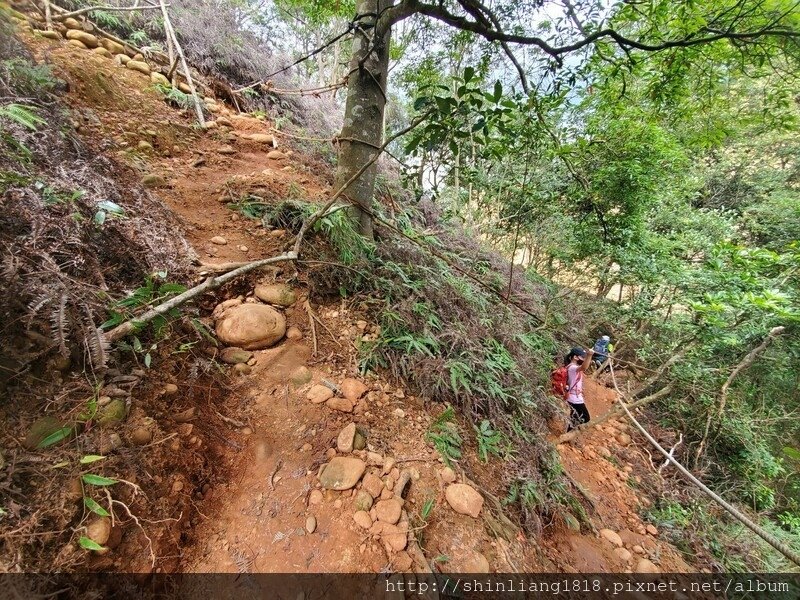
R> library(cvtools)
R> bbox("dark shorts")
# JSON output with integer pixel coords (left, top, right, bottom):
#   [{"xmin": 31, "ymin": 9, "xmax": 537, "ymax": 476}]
[{"xmin": 567, "ymin": 402, "xmax": 591, "ymax": 431}]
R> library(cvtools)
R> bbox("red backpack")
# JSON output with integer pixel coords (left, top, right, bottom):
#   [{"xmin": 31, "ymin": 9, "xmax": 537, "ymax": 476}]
[{"xmin": 550, "ymin": 365, "xmax": 569, "ymax": 399}]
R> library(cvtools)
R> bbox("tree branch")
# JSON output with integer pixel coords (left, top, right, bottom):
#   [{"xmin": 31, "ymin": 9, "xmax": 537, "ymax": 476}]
[
  {"xmin": 52, "ymin": 3, "xmax": 166, "ymax": 21},
  {"xmin": 410, "ymin": 0, "xmax": 800, "ymax": 57},
  {"xmin": 695, "ymin": 325, "xmax": 786, "ymax": 464}
]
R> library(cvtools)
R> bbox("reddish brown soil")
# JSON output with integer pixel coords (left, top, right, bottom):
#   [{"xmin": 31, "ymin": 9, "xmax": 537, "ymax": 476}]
[{"xmin": 12, "ymin": 21, "xmax": 705, "ymax": 575}]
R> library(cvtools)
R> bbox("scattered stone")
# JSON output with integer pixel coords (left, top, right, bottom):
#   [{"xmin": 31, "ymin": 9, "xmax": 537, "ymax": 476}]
[
  {"xmin": 220, "ymin": 347, "xmax": 252, "ymax": 365},
  {"xmin": 307, "ymin": 384, "xmax": 334, "ymax": 404},
  {"xmin": 115, "ymin": 54, "xmax": 130, "ymax": 65},
  {"xmin": 130, "ymin": 427, "xmax": 152, "ymax": 446},
  {"xmin": 617, "ymin": 433, "xmax": 632, "ymax": 446},
  {"xmin": 215, "ymin": 304, "xmax": 286, "ymax": 350},
  {"xmin": 354, "ymin": 490, "xmax": 374, "ymax": 512},
  {"xmin": 266, "ymin": 150, "xmax": 286, "ymax": 160},
  {"xmin": 92, "ymin": 47, "xmax": 112, "ymax": 59},
  {"xmin": 137, "ymin": 140, "xmax": 154, "ymax": 152},
  {"xmin": 309, "ymin": 489, "xmax": 324, "ymax": 505},
  {"xmin": 319, "ymin": 457, "xmax": 366, "ymax": 490},
  {"xmin": 65, "ymin": 477, "xmax": 84, "ymax": 501},
  {"xmin": 68, "ymin": 39, "xmax": 88, "ymax": 49},
  {"xmin": 23, "ymin": 415, "xmax": 65, "ymax": 450},
  {"xmin": 439, "ymin": 467, "xmax": 456, "ymax": 483},
  {"xmin": 97, "ymin": 399, "xmax": 127, "ymax": 427},
  {"xmin": 445, "ymin": 484, "xmax": 483, "ymax": 518},
  {"xmin": 218, "ymin": 145, "xmax": 236, "ymax": 155},
  {"xmin": 361, "ymin": 473, "xmax": 384, "ymax": 498},
  {"xmin": 632, "ymin": 545, "xmax": 645, "ymax": 555},
  {"xmin": 100, "ymin": 38, "xmax": 125, "ymax": 55},
  {"xmin": 150, "ymin": 72, "xmax": 170, "ymax": 87},
  {"xmin": 238, "ymin": 245, "xmax": 249, "ymax": 252},
  {"xmin": 614, "ymin": 547, "xmax": 632, "ymax": 562},
  {"xmin": 599, "ymin": 529, "xmax": 624, "ymax": 548},
  {"xmin": 374, "ymin": 499, "xmax": 402, "ymax": 524},
  {"xmin": 597, "ymin": 446, "xmax": 612, "ymax": 458},
  {"xmin": 126, "ymin": 60, "xmax": 150, "ymax": 76},
  {"xmin": 164, "ymin": 383, "xmax": 178, "ymax": 395},
  {"xmin": 247, "ymin": 133, "xmax": 274, "ymax": 144},
  {"xmin": 172, "ymin": 407, "xmax": 195, "ymax": 423},
  {"xmin": 254, "ymin": 283, "xmax": 296, "ymax": 307},
  {"xmin": 380, "ymin": 522, "xmax": 408, "ymax": 552},
  {"xmin": 290, "ymin": 366, "xmax": 312, "ymax": 387},
  {"xmin": 210, "ymin": 236, "xmax": 227, "ymax": 245},
  {"xmin": 65, "ymin": 29, "xmax": 98, "ymax": 48},
  {"xmin": 172, "ymin": 479, "xmax": 184, "ymax": 494},
  {"xmin": 286, "ymin": 326, "xmax": 302, "ymax": 341},
  {"xmin": 63, "ymin": 17, "xmax": 82, "ymax": 30},
  {"xmin": 337, "ymin": 423, "xmax": 357, "ymax": 454},
  {"xmin": 635, "ymin": 558, "xmax": 660, "ymax": 574},
  {"xmin": 461, "ymin": 550, "xmax": 491, "ymax": 573},
  {"xmin": 39, "ymin": 30, "xmax": 62, "ymax": 40},
  {"xmin": 177, "ymin": 82, "xmax": 192, "ymax": 94},
  {"xmin": 305, "ymin": 516, "xmax": 317, "ymax": 534},
  {"xmin": 353, "ymin": 429, "xmax": 367, "ymax": 450},
  {"xmin": 353, "ymin": 511, "xmax": 372, "ymax": 530},
  {"xmin": 326, "ymin": 397, "xmax": 354, "ymax": 413},
  {"xmin": 356, "ymin": 320, "xmax": 368, "ymax": 331},
  {"xmin": 382, "ymin": 457, "xmax": 396, "ymax": 476},
  {"xmin": 394, "ymin": 551, "xmax": 413, "ymax": 572},
  {"xmin": 141, "ymin": 173, "xmax": 165, "ymax": 188},
  {"xmin": 392, "ymin": 408, "xmax": 405, "ymax": 419},
  {"xmin": 367, "ymin": 452, "xmax": 383, "ymax": 466},
  {"xmin": 340, "ymin": 378, "xmax": 368, "ymax": 402},
  {"xmin": 645, "ymin": 524, "xmax": 658, "ymax": 536},
  {"xmin": 241, "ymin": 426, "xmax": 253, "ymax": 435},
  {"xmin": 233, "ymin": 363, "xmax": 252, "ymax": 375},
  {"xmin": 86, "ymin": 517, "xmax": 111, "ymax": 546}
]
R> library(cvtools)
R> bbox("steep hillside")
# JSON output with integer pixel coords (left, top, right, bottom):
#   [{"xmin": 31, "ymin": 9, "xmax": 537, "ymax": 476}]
[{"xmin": 0, "ymin": 2, "xmax": 738, "ymax": 581}]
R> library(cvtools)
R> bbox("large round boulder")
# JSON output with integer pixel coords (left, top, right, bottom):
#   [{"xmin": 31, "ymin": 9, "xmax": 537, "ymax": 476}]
[
  {"xmin": 254, "ymin": 283, "xmax": 296, "ymax": 307},
  {"xmin": 215, "ymin": 304, "xmax": 286, "ymax": 350}
]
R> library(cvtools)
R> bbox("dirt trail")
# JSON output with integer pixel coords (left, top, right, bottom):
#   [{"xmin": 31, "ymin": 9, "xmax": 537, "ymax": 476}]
[{"xmin": 18, "ymin": 24, "xmax": 703, "ymax": 575}]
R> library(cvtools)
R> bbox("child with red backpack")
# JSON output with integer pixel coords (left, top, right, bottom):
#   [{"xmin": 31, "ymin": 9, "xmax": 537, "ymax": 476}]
[{"xmin": 551, "ymin": 347, "xmax": 594, "ymax": 431}]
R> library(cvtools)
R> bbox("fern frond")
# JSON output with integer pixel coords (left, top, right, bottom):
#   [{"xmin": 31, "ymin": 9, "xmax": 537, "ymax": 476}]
[
  {"xmin": 49, "ymin": 293, "xmax": 69, "ymax": 357},
  {"xmin": 82, "ymin": 306, "xmax": 109, "ymax": 371},
  {"xmin": 0, "ymin": 103, "xmax": 46, "ymax": 131}
]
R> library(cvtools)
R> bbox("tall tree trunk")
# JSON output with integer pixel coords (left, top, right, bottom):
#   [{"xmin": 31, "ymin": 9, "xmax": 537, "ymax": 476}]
[{"xmin": 334, "ymin": 0, "xmax": 391, "ymax": 239}]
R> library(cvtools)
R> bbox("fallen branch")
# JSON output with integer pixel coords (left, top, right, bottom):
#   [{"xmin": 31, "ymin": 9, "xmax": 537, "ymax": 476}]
[
  {"xmin": 696, "ymin": 325, "xmax": 785, "ymax": 464},
  {"xmin": 558, "ymin": 383, "xmax": 674, "ymax": 444},
  {"xmin": 658, "ymin": 433, "xmax": 682, "ymax": 475},
  {"xmin": 105, "ymin": 253, "xmax": 296, "ymax": 342},
  {"xmin": 609, "ymin": 363, "xmax": 800, "ymax": 567},
  {"xmin": 158, "ymin": 0, "xmax": 205, "ymax": 126},
  {"xmin": 291, "ymin": 110, "xmax": 434, "ymax": 256},
  {"xmin": 304, "ymin": 300, "xmax": 318, "ymax": 356},
  {"xmin": 52, "ymin": 3, "xmax": 166, "ymax": 21},
  {"xmin": 105, "ymin": 116, "xmax": 431, "ymax": 344},
  {"xmin": 41, "ymin": 1, "xmax": 169, "ymax": 64},
  {"xmin": 215, "ymin": 410, "xmax": 246, "ymax": 429}
]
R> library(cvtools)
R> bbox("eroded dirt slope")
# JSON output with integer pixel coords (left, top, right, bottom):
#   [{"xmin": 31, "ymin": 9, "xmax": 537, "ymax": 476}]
[{"xmin": 13, "ymin": 18, "xmax": 704, "ymax": 576}]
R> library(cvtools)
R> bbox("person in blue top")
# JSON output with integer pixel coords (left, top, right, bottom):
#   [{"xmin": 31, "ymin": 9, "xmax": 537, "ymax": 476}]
[{"xmin": 592, "ymin": 335, "xmax": 613, "ymax": 369}]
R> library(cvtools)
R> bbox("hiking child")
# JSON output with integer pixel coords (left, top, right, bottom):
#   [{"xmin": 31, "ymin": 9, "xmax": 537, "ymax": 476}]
[
  {"xmin": 565, "ymin": 347, "xmax": 593, "ymax": 431},
  {"xmin": 592, "ymin": 335, "xmax": 613, "ymax": 369}
]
